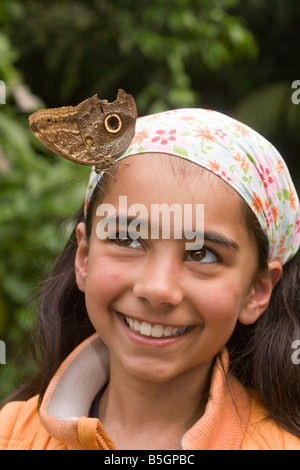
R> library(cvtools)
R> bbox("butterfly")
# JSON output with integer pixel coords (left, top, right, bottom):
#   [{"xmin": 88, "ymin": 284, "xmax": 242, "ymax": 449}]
[{"xmin": 28, "ymin": 89, "xmax": 138, "ymax": 173}]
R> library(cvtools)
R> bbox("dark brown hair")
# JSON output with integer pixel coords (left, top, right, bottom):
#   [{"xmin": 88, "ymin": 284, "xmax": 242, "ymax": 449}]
[
  {"xmin": 228, "ymin": 203, "xmax": 300, "ymax": 435},
  {"xmin": 2, "ymin": 176, "xmax": 300, "ymax": 438}
]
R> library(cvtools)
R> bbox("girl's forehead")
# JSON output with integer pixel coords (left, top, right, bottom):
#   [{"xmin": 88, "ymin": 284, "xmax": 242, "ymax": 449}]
[
  {"xmin": 106, "ymin": 152, "xmax": 240, "ymax": 203},
  {"xmin": 98, "ymin": 154, "xmax": 243, "ymax": 237}
]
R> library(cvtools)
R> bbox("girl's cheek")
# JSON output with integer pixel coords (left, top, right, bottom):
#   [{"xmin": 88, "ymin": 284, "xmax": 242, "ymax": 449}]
[
  {"xmin": 86, "ymin": 258, "xmax": 128, "ymax": 300},
  {"xmin": 190, "ymin": 280, "xmax": 243, "ymax": 322}
]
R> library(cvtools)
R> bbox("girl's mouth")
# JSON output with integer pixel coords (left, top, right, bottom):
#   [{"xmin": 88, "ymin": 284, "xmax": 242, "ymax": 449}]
[{"xmin": 123, "ymin": 314, "xmax": 190, "ymax": 339}]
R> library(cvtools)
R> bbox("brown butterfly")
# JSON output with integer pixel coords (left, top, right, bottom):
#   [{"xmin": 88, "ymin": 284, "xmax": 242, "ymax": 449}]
[{"xmin": 28, "ymin": 89, "xmax": 138, "ymax": 173}]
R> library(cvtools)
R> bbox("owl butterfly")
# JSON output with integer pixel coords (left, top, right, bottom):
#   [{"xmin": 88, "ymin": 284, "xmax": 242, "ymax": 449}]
[{"xmin": 28, "ymin": 89, "xmax": 138, "ymax": 173}]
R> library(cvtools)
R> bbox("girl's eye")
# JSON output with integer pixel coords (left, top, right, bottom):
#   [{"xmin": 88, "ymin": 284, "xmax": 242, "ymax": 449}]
[
  {"xmin": 185, "ymin": 247, "xmax": 218, "ymax": 263},
  {"xmin": 113, "ymin": 234, "xmax": 142, "ymax": 250}
]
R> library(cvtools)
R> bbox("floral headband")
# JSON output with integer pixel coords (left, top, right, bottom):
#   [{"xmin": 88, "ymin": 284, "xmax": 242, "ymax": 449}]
[{"xmin": 86, "ymin": 108, "xmax": 299, "ymax": 265}]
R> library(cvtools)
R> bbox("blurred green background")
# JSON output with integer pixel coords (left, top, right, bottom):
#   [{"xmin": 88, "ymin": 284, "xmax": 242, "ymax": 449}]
[{"xmin": 0, "ymin": 0, "xmax": 299, "ymax": 401}]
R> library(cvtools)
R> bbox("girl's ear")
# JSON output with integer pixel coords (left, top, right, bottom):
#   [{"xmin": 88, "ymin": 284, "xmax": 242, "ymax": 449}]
[
  {"xmin": 238, "ymin": 260, "xmax": 283, "ymax": 325},
  {"xmin": 75, "ymin": 222, "xmax": 89, "ymax": 293}
]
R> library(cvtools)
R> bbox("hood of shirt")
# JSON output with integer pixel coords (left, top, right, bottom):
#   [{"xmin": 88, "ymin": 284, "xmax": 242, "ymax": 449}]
[{"xmin": 38, "ymin": 333, "xmax": 250, "ymax": 450}]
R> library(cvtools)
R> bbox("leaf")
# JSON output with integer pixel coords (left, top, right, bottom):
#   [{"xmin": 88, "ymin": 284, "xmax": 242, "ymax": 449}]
[
  {"xmin": 179, "ymin": 132, "xmax": 191, "ymax": 136},
  {"xmin": 246, "ymin": 153, "xmax": 256, "ymax": 164},
  {"xmin": 282, "ymin": 188, "xmax": 290, "ymax": 200},
  {"xmin": 173, "ymin": 145, "xmax": 188, "ymax": 158}
]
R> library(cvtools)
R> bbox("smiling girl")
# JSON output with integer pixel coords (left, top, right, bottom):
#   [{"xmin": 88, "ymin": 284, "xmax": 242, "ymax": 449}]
[{"xmin": 0, "ymin": 108, "xmax": 300, "ymax": 450}]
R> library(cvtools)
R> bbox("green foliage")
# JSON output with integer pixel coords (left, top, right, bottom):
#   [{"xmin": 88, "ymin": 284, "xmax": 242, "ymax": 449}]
[
  {"xmin": 0, "ymin": 11, "xmax": 87, "ymax": 398},
  {"xmin": 0, "ymin": 102, "xmax": 87, "ymax": 398},
  {"xmin": 9, "ymin": 0, "xmax": 257, "ymax": 112}
]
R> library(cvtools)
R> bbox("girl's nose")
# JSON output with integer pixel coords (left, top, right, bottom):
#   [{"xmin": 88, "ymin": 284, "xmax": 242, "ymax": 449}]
[{"xmin": 133, "ymin": 255, "xmax": 184, "ymax": 308}]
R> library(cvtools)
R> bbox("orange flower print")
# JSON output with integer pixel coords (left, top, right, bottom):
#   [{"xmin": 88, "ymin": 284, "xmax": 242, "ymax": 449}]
[
  {"xmin": 279, "ymin": 236, "xmax": 286, "ymax": 256},
  {"xmin": 271, "ymin": 206, "xmax": 279, "ymax": 223},
  {"xmin": 233, "ymin": 153, "xmax": 250, "ymax": 172},
  {"xmin": 132, "ymin": 128, "xmax": 150, "ymax": 145},
  {"xmin": 233, "ymin": 152, "xmax": 241, "ymax": 162},
  {"xmin": 276, "ymin": 160, "xmax": 284, "ymax": 174},
  {"xmin": 232, "ymin": 123, "xmax": 250, "ymax": 137},
  {"xmin": 193, "ymin": 125, "xmax": 215, "ymax": 142},
  {"xmin": 280, "ymin": 236, "xmax": 286, "ymax": 247},
  {"xmin": 251, "ymin": 192, "xmax": 263, "ymax": 215},
  {"xmin": 289, "ymin": 183, "xmax": 296, "ymax": 210},
  {"xmin": 208, "ymin": 160, "xmax": 220, "ymax": 172},
  {"xmin": 180, "ymin": 115, "xmax": 195, "ymax": 122}
]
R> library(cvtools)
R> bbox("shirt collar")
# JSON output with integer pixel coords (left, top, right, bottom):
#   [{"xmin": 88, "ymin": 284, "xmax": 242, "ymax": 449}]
[{"xmin": 39, "ymin": 333, "xmax": 250, "ymax": 450}]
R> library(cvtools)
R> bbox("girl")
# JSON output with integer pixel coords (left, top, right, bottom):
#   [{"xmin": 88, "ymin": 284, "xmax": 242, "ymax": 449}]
[{"xmin": 0, "ymin": 107, "xmax": 300, "ymax": 450}]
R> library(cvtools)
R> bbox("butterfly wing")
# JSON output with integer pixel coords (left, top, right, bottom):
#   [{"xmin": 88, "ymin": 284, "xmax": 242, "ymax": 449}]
[
  {"xmin": 29, "ymin": 90, "xmax": 138, "ymax": 171},
  {"xmin": 29, "ymin": 101, "xmax": 98, "ymax": 166}
]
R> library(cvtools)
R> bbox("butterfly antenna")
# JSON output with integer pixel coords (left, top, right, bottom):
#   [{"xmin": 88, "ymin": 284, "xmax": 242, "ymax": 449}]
[
  {"xmin": 64, "ymin": 170, "xmax": 92, "ymax": 185},
  {"xmin": 103, "ymin": 169, "xmax": 116, "ymax": 182},
  {"xmin": 96, "ymin": 181, "xmax": 108, "ymax": 197}
]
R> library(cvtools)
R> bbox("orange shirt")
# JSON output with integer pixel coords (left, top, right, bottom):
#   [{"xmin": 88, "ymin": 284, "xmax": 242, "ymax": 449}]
[{"xmin": 0, "ymin": 333, "xmax": 299, "ymax": 450}]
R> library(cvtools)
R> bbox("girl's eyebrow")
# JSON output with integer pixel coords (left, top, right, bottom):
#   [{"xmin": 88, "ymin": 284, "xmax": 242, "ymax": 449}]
[
  {"xmin": 203, "ymin": 231, "xmax": 240, "ymax": 252},
  {"xmin": 104, "ymin": 214, "xmax": 240, "ymax": 252}
]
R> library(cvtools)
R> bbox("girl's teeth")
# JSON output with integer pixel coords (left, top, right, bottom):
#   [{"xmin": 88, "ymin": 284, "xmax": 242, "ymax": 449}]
[
  {"xmin": 151, "ymin": 324, "xmax": 164, "ymax": 337},
  {"xmin": 140, "ymin": 322, "xmax": 151, "ymax": 336},
  {"xmin": 124, "ymin": 316, "xmax": 188, "ymax": 338}
]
